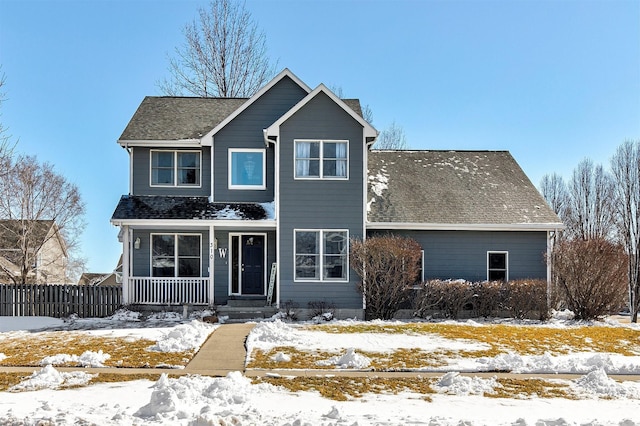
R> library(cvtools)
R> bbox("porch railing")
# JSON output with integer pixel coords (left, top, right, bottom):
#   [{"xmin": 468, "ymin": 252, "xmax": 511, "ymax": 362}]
[{"xmin": 128, "ymin": 277, "xmax": 210, "ymax": 305}]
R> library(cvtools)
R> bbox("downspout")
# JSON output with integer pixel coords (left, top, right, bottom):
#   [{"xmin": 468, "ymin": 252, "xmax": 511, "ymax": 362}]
[
  {"xmin": 125, "ymin": 144, "xmax": 133, "ymax": 195},
  {"xmin": 264, "ymin": 129, "xmax": 279, "ymax": 308}
]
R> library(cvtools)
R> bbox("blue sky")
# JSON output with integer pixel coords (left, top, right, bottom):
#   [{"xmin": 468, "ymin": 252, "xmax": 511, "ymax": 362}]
[{"xmin": 0, "ymin": 0, "xmax": 638, "ymax": 274}]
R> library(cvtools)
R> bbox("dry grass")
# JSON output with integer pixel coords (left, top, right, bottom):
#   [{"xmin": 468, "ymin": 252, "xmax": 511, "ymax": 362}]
[
  {"xmin": 0, "ymin": 372, "xmax": 163, "ymax": 392},
  {"xmin": 0, "ymin": 331, "xmax": 193, "ymax": 368},
  {"xmin": 253, "ymin": 376, "xmax": 576, "ymax": 402},
  {"xmin": 309, "ymin": 322, "xmax": 640, "ymax": 355},
  {"xmin": 253, "ymin": 376, "xmax": 437, "ymax": 401},
  {"xmin": 248, "ymin": 322, "xmax": 640, "ymax": 371}
]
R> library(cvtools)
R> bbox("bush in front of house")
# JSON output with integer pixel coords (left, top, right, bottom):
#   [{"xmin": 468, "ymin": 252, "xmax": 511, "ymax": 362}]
[
  {"xmin": 413, "ymin": 279, "xmax": 549, "ymax": 320},
  {"xmin": 350, "ymin": 235, "xmax": 422, "ymax": 320},
  {"xmin": 551, "ymin": 238, "xmax": 627, "ymax": 321}
]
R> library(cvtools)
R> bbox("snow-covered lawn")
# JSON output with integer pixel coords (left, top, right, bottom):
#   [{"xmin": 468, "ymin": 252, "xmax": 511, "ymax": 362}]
[{"xmin": 1, "ymin": 311, "xmax": 640, "ymax": 425}]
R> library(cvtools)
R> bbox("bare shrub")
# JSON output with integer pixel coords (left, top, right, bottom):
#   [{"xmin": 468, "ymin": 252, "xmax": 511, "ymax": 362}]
[
  {"xmin": 503, "ymin": 279, "xmax": 549, "ymax": 320},
  {"xmin": 279, "ymin": 300, "xmax": 299, "ymax": 321},
  {"xmin": 551, "ymin": 238, "xmax": 627, "ymax": 320},
  {"xmin": 471, "ymin": 281, "xmax": 504, "ymax": 318},
  {"xmin": 350, "ymin": 235, "xmax": 422, "ymax": 320},
  {"xmin": 415, "ymin": 280, "xmax": 474, "ymax": 319},
  {"xmin": 308, "ymin": 300, "xmax": 335, "ymax": 321}
]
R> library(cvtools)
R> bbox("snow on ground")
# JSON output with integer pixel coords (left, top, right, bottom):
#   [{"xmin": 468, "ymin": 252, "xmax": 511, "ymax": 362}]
[{"xmin": 1, "ymin": 312, "xmax": 640, "ymax": 425}]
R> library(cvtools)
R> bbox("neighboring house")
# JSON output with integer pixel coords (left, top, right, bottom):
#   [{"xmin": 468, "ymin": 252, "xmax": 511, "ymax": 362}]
[
  {"xmin": 111, "ymin": 69, "xmax": 563, "ymax": 318},
  {"xmin": 78, "ymin": 255, "xmax": 123, "ymax": 287},
  {"xmin": 0, "ymin": 220, "xmax": 68, "ymax": 285}
]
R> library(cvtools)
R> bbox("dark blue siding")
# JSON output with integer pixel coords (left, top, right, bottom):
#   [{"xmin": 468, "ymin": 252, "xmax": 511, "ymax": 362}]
[
  {"xmin": 278, "ymin": 92, "xmax": 366, "ymax": 309},
  {"xmin": 370, "ymin": 230, "xmax": 548, "ymax": 282},
  {"xmin": 213, "ymin": 76, "xmax": 308, "ymax": 202}
]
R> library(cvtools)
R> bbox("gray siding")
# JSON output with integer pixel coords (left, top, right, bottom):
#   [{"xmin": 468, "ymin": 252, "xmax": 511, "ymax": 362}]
[
  {"xmin": 131, "ymin": 229, "xmax": 210, "ymax": 277},
  {"xmin": 213, "ymin": 76, "xmax": 308, "ymax": 203},
  {"xmin": 132, "ymin": 147, "xmax": 211, "ymax": 196},
  {"xmin": 371, "ymin": 230, "xmax": 548, "ymax": 282},
  {"xmin": 278, "ymin": 92, "xmax": 366, "ymax": 309}
]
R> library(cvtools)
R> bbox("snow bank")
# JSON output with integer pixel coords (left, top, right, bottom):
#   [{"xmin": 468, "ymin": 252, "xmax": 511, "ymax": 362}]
[
  {"xmin": 146, "ymin": 320, "xmax": 217, "ymax": 352},
  {"xmin": 40, "ymin": 350, "xmax": 110, "ymax": 368},
  {"xmin": 9, "ymin": 365, "xmax": 94, "ymax": 392},
  {"xmin": 474, "ymin": 352, "xmax": 640, "ymax": 375},
  {"xmin": 0, "ymin": 316, "xmax": 65, "ymax": 332},
  {"xmin": 434, "ymin": 372, "xmax": 497, "ymax": 395},
  {"xmin": 573, "ymin": 368, "xmax": 640, "ymax": 399},
  {"xmin": 316, "ymin": 348, "xmax": 372, "ymax": 369}
]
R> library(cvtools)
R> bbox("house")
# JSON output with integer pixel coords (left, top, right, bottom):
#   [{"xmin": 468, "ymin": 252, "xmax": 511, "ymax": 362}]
[
  {"xmin": 0, "ymin": 220, "xmax": 68, "ymax": 284},
  {"xmin": 110, "ymin": 69, "xmax": 563, "ymax": 318},
  {"xmin": 78, "ymin": 255, "xmax": 123, "ymax": 287}
]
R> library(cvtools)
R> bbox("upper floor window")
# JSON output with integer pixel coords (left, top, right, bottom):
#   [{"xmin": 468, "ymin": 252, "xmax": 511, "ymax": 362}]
[
  {"xmin": 487, "ymin": 251, "xmax": 508, "ymax": 281},
  {"xmin": 229, "ymin": 149, "xmax": 266, "ymax": 190},
  {"xmin": 295, "ymin": 140, "xmax": 348, "ymax": 179},
  {"xmin": 151, "ymin": 150, "xmax": 201, "ymax": 187}
]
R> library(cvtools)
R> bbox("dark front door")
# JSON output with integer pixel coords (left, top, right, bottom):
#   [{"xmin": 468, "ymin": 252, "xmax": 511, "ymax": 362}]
[{"xmin": 241, "ymin": 235, "xmax": 264, "ymax": 295}]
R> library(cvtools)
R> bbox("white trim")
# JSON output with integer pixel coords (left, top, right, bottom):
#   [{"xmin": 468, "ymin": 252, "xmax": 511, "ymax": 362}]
[
  {"xmin": 149, "ymin": 233, "xmax": 203, "ymax": 278},
  {"xmin": 111, "ymin": 219, "xmax": 277, "ymax": 228},
  {"xmin": 202, "ymin": 69, "xmax": 311, "ymax": 144},
  {"xmin": 293, "ymin": 139, "xmax": 349, "ymax": 180},
  {"xmin": 420, "ymin": 249, "xmax": 425, "ymax": 283},
  {"xmin": 149, "ymin": 150, "xmax": 202, "ymax": 188},
  {"xmin": 265, "ymin": 84, "xmax": 377, "ymax": 140},
  {"xmin": 487, "ymin": 251, "xmax": 509, "ymax": 281},
  {"xmin": 119, "ymin": 139, "xmax": 201, "ymax": 148},
  {"xmin": 228, "ymin": 148, "xmax": 267, "ymax": 190},
  {"xmin": 228, "ymin": 232, "xmax": 268, "ymax": 296},
  {"xmin": 275, "ymin": 134, "xmax": 281, "ymax": 308},
  {"xmin": 366, "ymin": 222, "xmax": 565, "ymax": 232},
  {"xmin": 209, "ymin": 224, "xmax": 215, "ymax": 305},
  {"xmin": 293, "ymin": 229, "xmax": 349, "ymax": 283}
]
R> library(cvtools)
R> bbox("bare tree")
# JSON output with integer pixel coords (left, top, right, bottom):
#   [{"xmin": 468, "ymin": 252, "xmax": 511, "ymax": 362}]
[
  {"xmin": 158, "ymin": 0, "xmax": 276, "ymax": 97},
  {"xmin": 565, "ymin": 158, "xmax": 615, "ymax": 240},
  {"xmin": 350, "ymin": 234, "xmax": 422, "ymax": 320},
  {"xmin": 0, "ymin": 67, "xmax": 16, "ymax": 178},
  {"xmin": 611, "ymin": 140, "xmax": 640, "ymax": 321},
  {"xmin": 540, "ymin": 173, "xmax": 569, "ymax": 221},
  {"xmin": 0, "ymin": 155, "xmax": 85, "ymax": 284},
  {"xmin": 373, "ymin": 121, "xmax": 408, "ymax": 150}
]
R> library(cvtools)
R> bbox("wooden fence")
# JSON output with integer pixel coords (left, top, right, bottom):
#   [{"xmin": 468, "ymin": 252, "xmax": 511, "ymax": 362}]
[{"xmin": 0, "ymin": 284, "xmax": 122, "ymax": 318}]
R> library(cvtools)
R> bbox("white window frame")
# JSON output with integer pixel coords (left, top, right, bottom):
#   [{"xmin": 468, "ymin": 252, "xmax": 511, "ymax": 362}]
[
  {"xmin": 150, "ymin": 233, "xmax": 202, "ymax": 277},
  {"xmin": 294, "ymin": 229, "xmax": 349, "ymax": 282},
  {"xmin": 487, "ymin": 251, "xmax": 509, "ymax": 281},
  {"xmin": 228, "ymin": 148, "xmax": 266, "ymax": 190},
  {"xmin": 150, "ymin": 150, "xmax": 202, "ymax": 188},
  {"xmin": 294, "ymin": 139, "xmax": 349, "ymax": 180}
]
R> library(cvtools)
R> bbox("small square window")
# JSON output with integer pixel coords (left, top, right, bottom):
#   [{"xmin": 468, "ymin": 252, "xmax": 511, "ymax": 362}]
[{"xmin": 229, "ymin": 149, "xmax": 266, "ymax": 189}]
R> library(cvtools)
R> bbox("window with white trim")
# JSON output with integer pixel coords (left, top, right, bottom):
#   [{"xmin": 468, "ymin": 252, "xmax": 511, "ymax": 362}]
[
  {"xmin": 151, "ymin": 234, "xmax": 201, "ymax": 277},
  {"xmin": 295, "ymin": 230, "xmax": 348, "ymax": 281},
  {"xmin": 228, "ymin": 149, "xmax": 266, "ymax": 189},
  {"xmin": 295, "ymin": 140, "xmax": 348, "ymax": 179},
  {"xmin": 487, "ymin": 251, "xmax": 508, "ymax": 281},
  {"xmin": 151, "ymin": 150, "xmax": 201, "ymax": 187}
]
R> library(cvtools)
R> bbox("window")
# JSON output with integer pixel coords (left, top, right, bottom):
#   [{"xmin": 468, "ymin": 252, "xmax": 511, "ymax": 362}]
[
  {"xmin": 229, "ymin": 149, "xmax": 266, "ymax": 189},
  {"xmin": 151, "ymin": 234, "xmax": 201, "ymax": 277},
  {"xmin": 295, "ymin": 230, "xmax": 348, "ymax": 281},
  {"xmin": 151, "ymin": 151, "xmax": 201, "ymax": 187},
  {"xmin": 295, "ymin": 140, "xmax": 348, "ymax": 179},
  {"xmin": 487, "ymin": 251, "xmax": 508, "ymax": 281}
]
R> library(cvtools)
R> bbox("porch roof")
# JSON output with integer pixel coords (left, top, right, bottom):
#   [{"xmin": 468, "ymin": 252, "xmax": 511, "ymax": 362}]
[{"xmin": 111, "ymin": 195, "xmax": 272, "ymax": 222}]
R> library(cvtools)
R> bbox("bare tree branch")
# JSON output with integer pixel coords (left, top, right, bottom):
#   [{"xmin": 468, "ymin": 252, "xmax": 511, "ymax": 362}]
[
  {"xmin": 372, "ymin": 121, "xmax": 408, "ymax": 150},
  {"xmin": 158, "ymin": 0, "xmax": 277, "ymax": 98}
]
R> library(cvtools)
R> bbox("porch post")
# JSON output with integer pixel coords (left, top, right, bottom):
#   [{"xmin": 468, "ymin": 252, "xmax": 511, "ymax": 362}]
[
  {"xmin": 209, "ymin": 224, "xmax": 215, "ymax": 306},
  {"xmin": 122, "ymin": 225, "xmax": 130, "ymax": 305}
]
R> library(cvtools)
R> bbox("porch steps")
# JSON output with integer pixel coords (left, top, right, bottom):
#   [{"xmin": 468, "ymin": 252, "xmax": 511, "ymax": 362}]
[{"xmin": 216, "ymin": 305, "xmax": 278, "ymax": 322}]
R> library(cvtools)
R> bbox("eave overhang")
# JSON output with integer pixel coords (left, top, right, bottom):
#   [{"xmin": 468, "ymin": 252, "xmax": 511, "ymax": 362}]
[
  {"xmin": 366, "ymin": 222, "xmax": 566, "ymax": 232},
  {"xmin": 118, "ymin": 139, "xmax": 202, "ymax": 148}
]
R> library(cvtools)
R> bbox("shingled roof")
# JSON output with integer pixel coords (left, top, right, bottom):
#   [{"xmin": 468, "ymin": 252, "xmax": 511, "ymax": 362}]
[
  {"xmin": 367, "ymin": 150, "xmax": 562, "ymax": 227},
  {"xmin": 111, "ymin": 195, "xmax": 273, "ymax": 221},
  {"xmin": 118, "ymin": 96, "xmax": 364, "ymax": 142}
]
